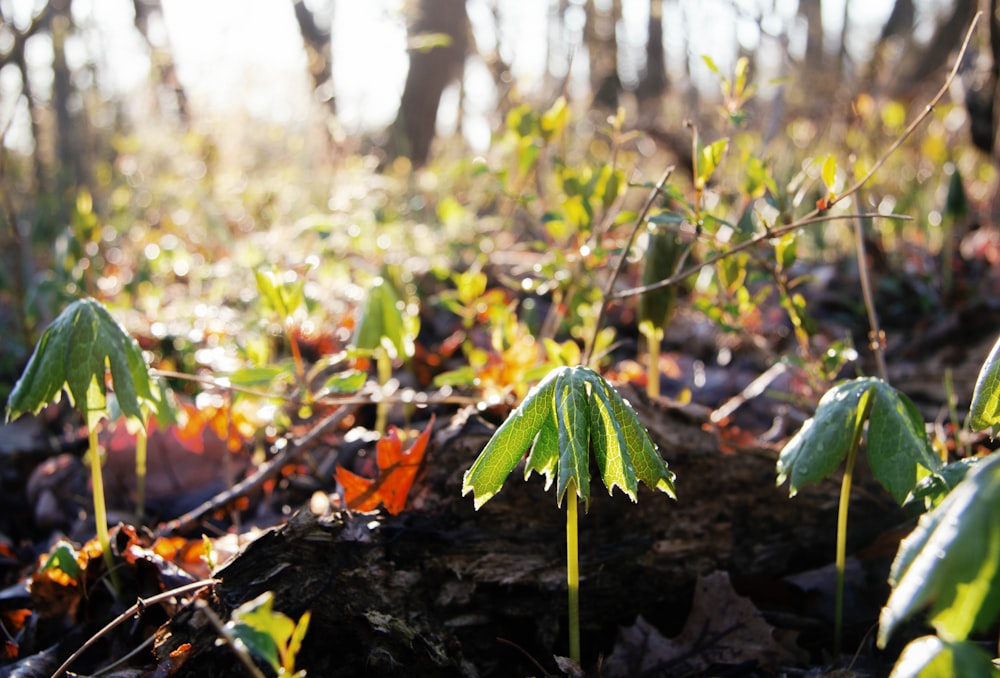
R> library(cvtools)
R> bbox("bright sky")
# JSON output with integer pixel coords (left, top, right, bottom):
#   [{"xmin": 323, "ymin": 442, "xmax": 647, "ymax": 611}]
[{"xmin": 1, "ymin": 0, "xmax": 920, "ymax": 151}]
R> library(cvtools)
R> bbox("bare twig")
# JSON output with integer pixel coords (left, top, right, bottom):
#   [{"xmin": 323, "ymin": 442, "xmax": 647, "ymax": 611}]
[
  {"xmin": 50, "ymin": 579, "xmax": 216, "ymax": 678},
  {"xmin": 583, "ymin": 166, "xmax": 674, "ymax": 367},
  {"xmin": 155, "ymin": 403, "xmax": 356, "ymax": 537}
]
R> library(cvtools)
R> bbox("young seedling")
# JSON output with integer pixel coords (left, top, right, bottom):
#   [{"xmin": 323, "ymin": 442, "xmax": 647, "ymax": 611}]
[
  {"xmin": 462, "ymin": 364, "xmax": 676, "ymax": 664},
  {"xmin": 351, "ymin": 276, "xmax": 417, "ymax": 434},
  {"xmin": 638, "ymin": 220, "xmax": 684, "ymax": 398},
  {"xmin": 255, "ymin": 265, "xmax": 309, "ymax": 388},
  {"xmin": 6, "ymin": 297, "xmax": 156, "ymax": 589},
  {"xmin": 776, "ymin": 376, "xmax": 941, "ymax": 656}
]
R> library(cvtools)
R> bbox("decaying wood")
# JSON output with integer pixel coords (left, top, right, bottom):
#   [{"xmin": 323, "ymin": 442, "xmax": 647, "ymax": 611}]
[{"xmin": 154, "ymin": 402, "xmax": 906, "ymax": 676}]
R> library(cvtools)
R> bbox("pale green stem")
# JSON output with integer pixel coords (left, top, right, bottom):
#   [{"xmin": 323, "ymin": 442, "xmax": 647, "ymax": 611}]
[
  {"xmin": 375, "ymin": 348, "xmax": 391, "ymax": 435},
  {"xmin": 566, "ymin": 481, "xmax": 580, "ymax": 663},
  {"xmin": 641, "ymin": 324, "xmax": 663, "ymax": 400},
  {"xmin": 86, "ymin": 382, "xmax": 119, "ymax": 592},
  {"xmin": 135, "ymin": 426, "xmax": 147, "ymax": 523},
  {"xmin": 834, "ymin": 395, "xmax": 872, "ymax": 657}
]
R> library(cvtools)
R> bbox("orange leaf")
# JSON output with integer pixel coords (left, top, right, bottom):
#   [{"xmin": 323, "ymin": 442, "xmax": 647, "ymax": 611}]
[{"xmin": 335, "ymin": 415, "xmax": 435, "ymax": 514}]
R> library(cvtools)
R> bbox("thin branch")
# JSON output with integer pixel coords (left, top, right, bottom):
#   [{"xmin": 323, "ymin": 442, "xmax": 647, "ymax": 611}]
[
  {"xmin": 583, "ymin": 166, "xmax": 673, "ymax": 366},
  {"xmin": 613, "ymin": 11, "xmax": 981, "ymax": 301},
  {"xmin": 50, "ymin": 579, "xmax": 217, "ymax": 678},
  {"xmin": 613, "ymin": 212, "xmax": 911, "ymax": 300}
]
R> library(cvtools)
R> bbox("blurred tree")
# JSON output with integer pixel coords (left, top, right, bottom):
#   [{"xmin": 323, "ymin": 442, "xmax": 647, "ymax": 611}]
[
  {"xmin": 131, "ymin": 0, "xmax": 190, "ymax": 125},
  {"xmin": 586, "ymin": 0, "xmax": 622, "ymax": 110},
  {"xmin": 799, "ymin": 0, "xmax": 824, "ymax": 74},
  {"xmin": 391, "ymin": 0, "xmax": 468, "ymax": 167},
  {"xmin": 291, "ymin": 0, "xmax": 335, "ymax": 117},
  {"xmin": 636, "ymin": 0, "xmax": 667, "ymax": 121}
]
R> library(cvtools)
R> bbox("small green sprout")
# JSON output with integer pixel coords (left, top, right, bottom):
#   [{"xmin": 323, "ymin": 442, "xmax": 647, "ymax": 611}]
[
  {"xmin": 6, "ymin": 297, "xmax": 156, "ymax": 589},
  {"xmin": 463, "ymin": 364, "xmax": 676, "ymax": 663},
  {"xmin": 352, "ymin": 277, "xmax": 417, "ymax": 434},
  {"xmin": 776, "ymin": 376, "xmax": 940, "ymax": 655}
]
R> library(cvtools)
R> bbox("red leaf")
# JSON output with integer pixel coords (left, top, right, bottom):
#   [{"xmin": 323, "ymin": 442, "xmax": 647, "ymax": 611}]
[{"xmin": 335, "ymin": 415, "xmax": 435, "ymax": 514}]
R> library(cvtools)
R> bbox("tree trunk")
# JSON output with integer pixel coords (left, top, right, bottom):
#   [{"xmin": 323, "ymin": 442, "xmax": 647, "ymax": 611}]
[
  {"xmin": 800, "ymin": 0, "xmax": 824, "ymax": 75},
  {"xmin": 291, "ymin": 0, "xmax": 336, "ymax": 116},
  {"xmin": 132, "ymin": 0, "xmax": 190, "ymax": 125},
  {"xmin": 636, "ymin": 0, "xmax": 667, "ymax": 121},
  {"xmin": 585, "ymin": 0, "xmax": 622, "ymax": 110},
  {"xmin": 391, "ymin": 0, "xmax": 468, "ymax": 168}
]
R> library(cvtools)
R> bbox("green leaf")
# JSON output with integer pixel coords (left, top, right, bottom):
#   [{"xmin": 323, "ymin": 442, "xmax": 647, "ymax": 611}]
[
  {"xmin": 255, "ymin": 266, "xmax": 305, "ymax": 320},
  {"xmin": 878, "ymin": 453, "xmax": 1000, "ymax": 647},
  {"xmin": 970, "ymin": 335, "xmax": 1000, "ymax": 436},
  {"xmin": 867, "ymin": 380, "xmax": 942, "ymax": 503},
  {"xmin": 908, "ymin": 458, "xmax": 980, "ymax": 508},
  {"xmin": 39, "ymin": 540, "xmax": 82, "ymax": 582},
  {"xmin": 352, "ymin": 277, "xmax": 413, "ymax": 360},
  {"xmin": 701, "ymin": 54, "xmax": 721, "ymax": 75},
  {"xmin": 638, "ymin": 225, "xmax": 683, "ymax": 331},
  {"xmin": 463, "ymin": 370, "xmax": 559, "ymax": 509},
  {"xmin": 777, "ymin": 377, "xmax": 937, "ymax": 503},
  {"xmin": 230, "ymin": 592, "xmax": 289, "ymax": 673},
  {"xmin": 6, "ymin": 298, "xmax": 155, "ymax": 427},
  {"xmin": 776, "ymin": 378, "xmax": 873, "ymax": 496},
  {"xmin": 321, "ymin": 369, "xmax": 367, "ymax": 394},
  {"xmin": 821, "ymin": 154, "xmax": 837, "ymax": 192},
  {"xmin": 889, "ymin": 636, "xmax": 999, "ymax": 678},
  {"xmin": 463, "ymin": 366, "xmax": 675, "ymax": 509},
  {"xmin": 945, "ymin": 167, "xmax": 970, "ymax": 221},
  {"xmin": 695, "ymin": 138, "xmax": 729, "ymax": 190}
]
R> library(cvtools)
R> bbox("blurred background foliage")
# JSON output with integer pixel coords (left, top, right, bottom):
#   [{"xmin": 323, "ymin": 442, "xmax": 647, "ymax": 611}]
[{"xmin": 0, "ymin": 0, "xmax": 997, "ymax": 407}]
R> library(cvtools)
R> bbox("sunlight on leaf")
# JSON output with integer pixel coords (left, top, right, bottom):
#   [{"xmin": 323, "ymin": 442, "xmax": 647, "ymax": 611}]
[
  {"xmin": 6, "ymin": 298, "xmax": 155, "ymax": 427},
  {"xmin": 969, "ymin": 334, "xmax": 1000, "ymax": 437},
  {"xmin": 878, "ymin": 453, "xmax": 1000, "ymax": 648},
  {"xmin": 888, "ymin": 636, "xmax": 997, "ymax": 678},
  {"xmin": 463, "ymin": 366, "xmax": 675, "ymax": 510},
  {"xmin": 777, "ymin": 377, "xmax": 939, "ymax": 503},
  {"xmin": 230, "ymin": 591, "xmax": 309, "ymax": 676}
]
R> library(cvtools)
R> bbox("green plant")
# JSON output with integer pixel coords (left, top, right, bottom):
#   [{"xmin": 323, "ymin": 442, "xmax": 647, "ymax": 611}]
[
  {"xmin": 5, "ymin": 297, "xmax": 156, "ymax": 589},
  {"xmin": 462, "ymin": 364, "xmax": 676, "ymax": 663},
  {"xmin": 775, "ymin": 377, "xmax": 941, "ymax": 655},
  {"xmin": 873, "ymin": 333, "xmax": 1000, "ymax": 677},
  {"xmin": 351, "ymin": 276, "xmax": 418, "ymax": 433},
  {"xmin": 229, "ymin": 591, "xmax": 311, "ymax": 677}
]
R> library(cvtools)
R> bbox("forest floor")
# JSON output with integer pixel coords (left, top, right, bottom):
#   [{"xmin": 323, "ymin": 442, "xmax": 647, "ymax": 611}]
[{"xmin": 2, "ymin": 227, "xmax": 1000, "ymax": 678}]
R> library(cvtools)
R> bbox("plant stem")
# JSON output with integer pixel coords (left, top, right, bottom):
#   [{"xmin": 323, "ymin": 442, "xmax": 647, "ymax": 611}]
[
  {"xmin": 135, "ymin": 426, "xmax": 147, "ymax": 523},
  {"xmin": 834, "ymin": 392, "xmax": 873, "ymax": 657},
  {"xmin": 854, "ymin": 213, "xmax": 887, "ymax": 382},
  {"xmin": 375, "ymin": 348, "xmax": 391, "ymax": 434},
  {"xmin": 86, "ymin": 401, "xmax": 119, "ymax": 593},
  {"xmin": 566, "ymin": 479, "xmax": 581, "ymax": 663}
]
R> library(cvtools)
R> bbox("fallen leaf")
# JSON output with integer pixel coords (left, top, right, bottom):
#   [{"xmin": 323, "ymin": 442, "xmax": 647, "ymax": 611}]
[
  {"xmin": 603, "ymin": 571, "xmax": 807, "ymax": 677},
  {"xmin": 336, "ymin": 416, "xmax": 435, "ymax": 514}
]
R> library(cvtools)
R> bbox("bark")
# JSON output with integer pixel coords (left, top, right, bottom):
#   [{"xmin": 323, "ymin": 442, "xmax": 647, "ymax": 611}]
[
  {"xmin": 291, "ymin": 0, "xmax": 336, "ymax": 116},
  {"xmin": 391, "ymin": 0, "xmax": 469, "ymax": 168},
  {"xmin": 132, "ymin": 0, "xmax": 190, "ymax": 124}
]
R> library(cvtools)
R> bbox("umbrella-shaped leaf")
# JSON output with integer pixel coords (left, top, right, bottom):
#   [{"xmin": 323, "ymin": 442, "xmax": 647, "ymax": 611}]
[
  {"xmin": 970, "ymin": 335, "xmax": 1000, "ymax": 437},
  {"xmin": 352, "ymin": 277, "xmax": 413, "ymax": 360},
  {"xmin": 463, "ymin": 366, "xmax": 675, "ymax": 509},
  {"xmin": 601, "ymin": 379, "xmax": 675, "ymax": 497},
  {"xmin": 555, "ymin": 367, "xmax": 592, "ymax": 506},
  {"xmin": 463, "ymin": 371, "xmax": 559, "ymax": 509},
  {"xmin": 589, "ymin": 382, "xmax": 639, "ymax": 500},
  {"xmin": 6, "ymin": 298, "xmax": 154, "ymax": 426},
  {"xmin": 776, "ymin": 378, "xmax": 874, "ymax": 496},
  {"xmin": 777, "ymin": 377, "xmax": 939, "ymax": 503},
  {"xmin": 878, "ymin": 453, "xmax": 1000, "ymax": 647},
  {"xmin": 867, "ymin": 381, "xmax": 942, "ymax": 503},
  {"xmin": 888, "ymin": 636, "xmax": 997, "ymax": 678}
]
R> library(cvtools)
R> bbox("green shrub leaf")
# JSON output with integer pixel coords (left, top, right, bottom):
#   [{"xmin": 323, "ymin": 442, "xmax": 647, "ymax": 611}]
[
  {"xmin": 352, "ymin": 277, "xmax": 414, "ymax": 360},
  {"xmin": 463, "ymin": 366, "xmax": 675, "ymax": 510},
  {"xmin": 6, "ymin": 297, "xmax": 155, "ymax": 427},
  {"xmin": 970, "ymin": 334, "xmax": 1000, "ymax": 437},
  {"xmin": 878, "ymin": 453, "xmax": 1000, "ymax": 647},
  {"xmin": 888, "ymin": 636, "xmax": 998, "ymax": 678}
]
